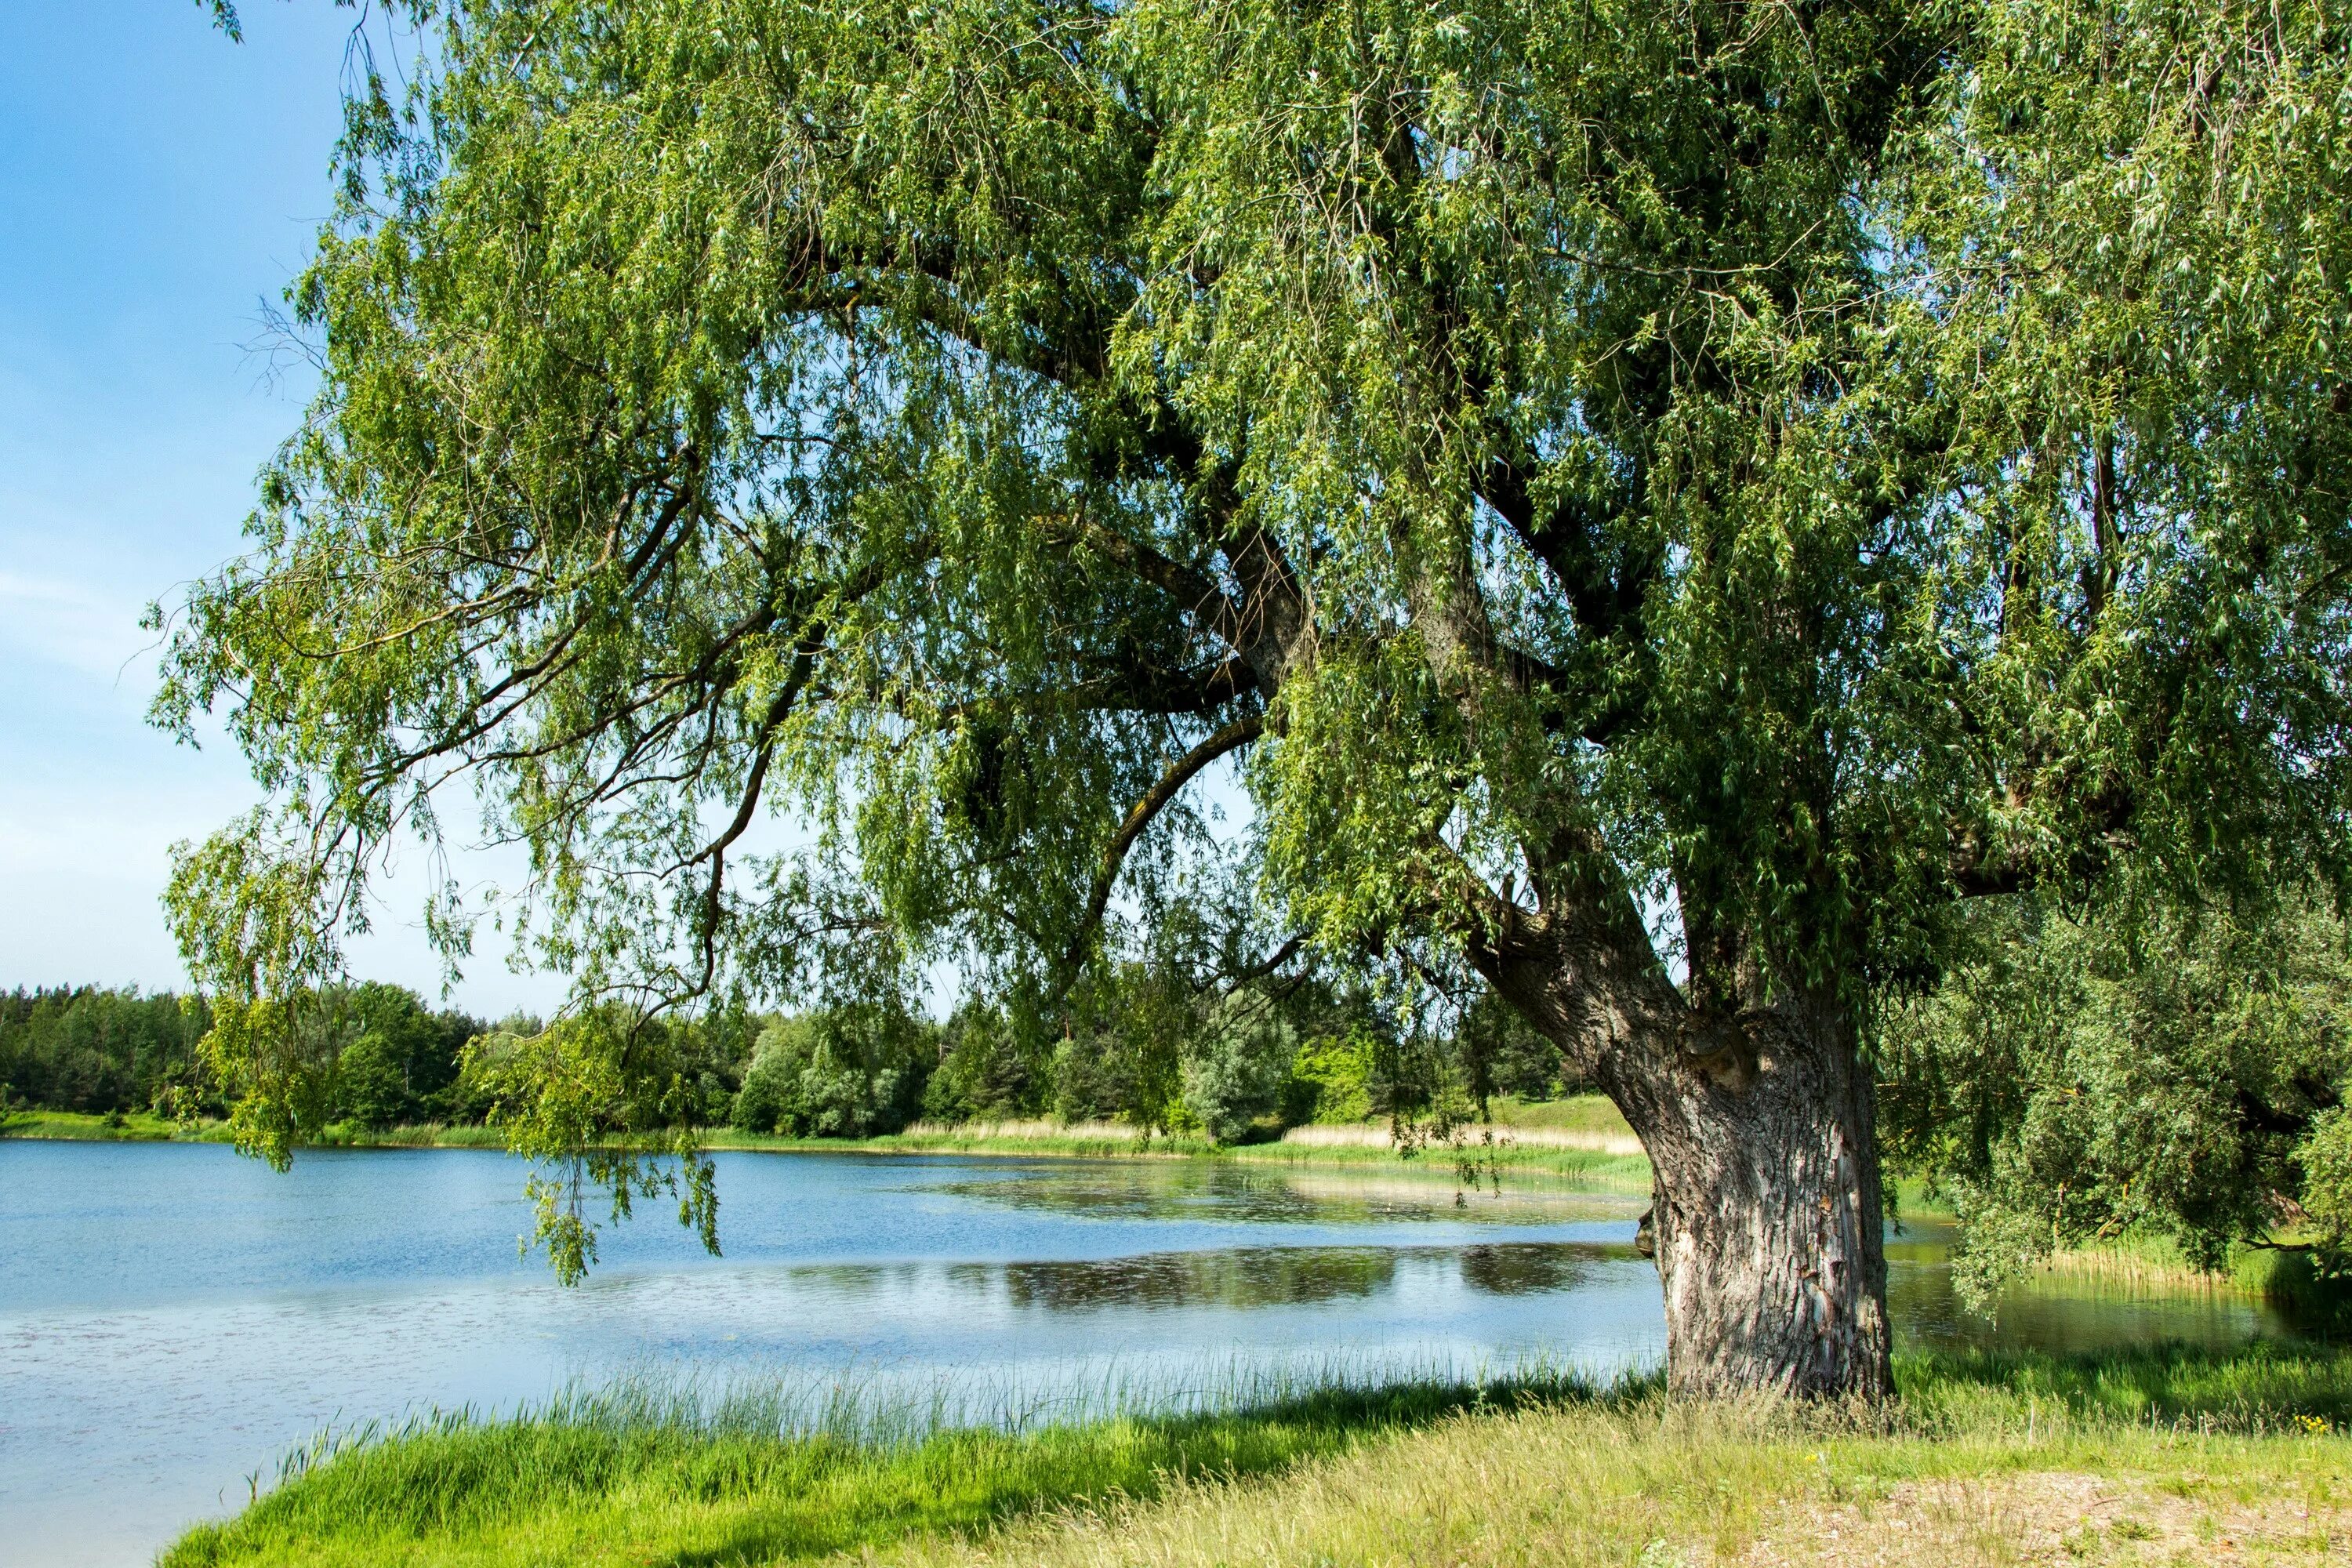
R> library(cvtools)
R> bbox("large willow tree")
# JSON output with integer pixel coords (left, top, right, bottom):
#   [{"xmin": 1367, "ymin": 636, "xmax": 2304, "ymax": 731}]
[{"xmin": 167, "ymin": 0, "xmax": 2352, "ymax": 1396}]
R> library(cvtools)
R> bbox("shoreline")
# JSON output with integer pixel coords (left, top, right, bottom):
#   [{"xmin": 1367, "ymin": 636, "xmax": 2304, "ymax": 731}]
[{"xmin": 0, "ymin": 1105, "xmax": 1658, "ymax": 1187}]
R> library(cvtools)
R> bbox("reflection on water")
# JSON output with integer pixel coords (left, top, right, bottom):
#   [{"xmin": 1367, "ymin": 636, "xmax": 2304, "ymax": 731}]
[
  {"xmin": 1460, "ymin": 1241, "xmax": 1611, "ymax": 1297},
  {"xmin": 920, "ymin": 1160, "xmax": 1638, "ymax": 1225},
  {"xmin": 1886, "ymin": 1219, "xmax": 2297, "ymax": 1355},
  {"xmin": 938, "ymin": 1242, "xmax": 1626, "ymax": 1311},
  {"xmin": 636, "ymin": 1242, "xmax": 1626, "ymax": 1316},
  {"xmin": 0, "ymin": 1142, "xmax": 2318, "ymax": 1568},
  {"xmin": 984, "ymin": 1247, "xmax": 1396, "ymax": 1310},
  {"xmin": 498, "ymin": 1228, "xmax": 2271, "ymax": 1332}
]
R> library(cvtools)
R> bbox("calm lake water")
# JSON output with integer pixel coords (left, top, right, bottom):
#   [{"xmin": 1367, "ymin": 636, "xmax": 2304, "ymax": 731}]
[{"xmin": 0, "ymin": 1140, "xmax": 2296, "ymax": 1567}]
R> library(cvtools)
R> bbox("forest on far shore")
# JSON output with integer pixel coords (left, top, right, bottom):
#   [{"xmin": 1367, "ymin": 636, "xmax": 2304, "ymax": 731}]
[{"xmin": 0, "ymin": 970, "xmax": 1569, "ymax": 1145}]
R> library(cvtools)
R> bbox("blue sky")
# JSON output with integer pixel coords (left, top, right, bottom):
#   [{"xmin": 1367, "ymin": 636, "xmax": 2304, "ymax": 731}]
[
  {"xmin": 0, "ymin": 2, "xmax": 1255, "ymax": 1017},
  {"xmin": 1, "ymin": 2, "xmax": 561, "ymax": 1011}
]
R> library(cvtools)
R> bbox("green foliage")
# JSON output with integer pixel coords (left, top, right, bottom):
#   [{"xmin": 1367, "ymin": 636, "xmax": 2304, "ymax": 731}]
[
  {"xmin": 125, "ymin": 981, "xmax": 490, "ymax": 1152},
  {"xmin": 731, "ymin": 1005, "xmax": 936, "ymax": 1137},
  {"xmin": 923, "ymin": 1003, "xmax": 1041, "ymax": 1123},
  {"xmin": 730, "ymin": 1025, "xmax": 800, "ymax": 1136},
  {"xmin": 156, "ymin": 0, "xmax": 2352, "ymax": 1287},
  {"xmin": 194, "ymin": 0, "xmax": 243, "ymax": 44},
  {"xmin": 1456, "ymin": 989, "xmax": 1573, "ymax": 1106},
  {"xmin": 1879, "ymin": 894, "xmax": 2352, "ymax": 1303},
  {"xmin": 330, "ymin": 982, "xmax": 481, "ymax": 1129},
  {"xmin": 1042, "ymin": 956, "xmax": 1451, "ymax": 1138},
  {"xmin": 462, "ymin": 1011, "xmax": 720, "ymax": 1283},
  {"xmin": 1289, "ymin": 1028, "xmax": 1376, "ymax": 1127},
  {"xmin": 1178, "ymin": 992, "xmax": 1299, "ymax": 1144},
  {"xmin": 1050, "ymin": 961, "xmax": 1193, "ymax": 1130},
  {"xmin": 0, "ymin": 987, "xmax": 212, "ymax": 1116},
  {"xmin": 2303, "ymin": 1105, "xmax": 2352, "ymax": 1276}
]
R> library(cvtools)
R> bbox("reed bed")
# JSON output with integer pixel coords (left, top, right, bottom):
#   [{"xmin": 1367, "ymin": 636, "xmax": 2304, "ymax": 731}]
[
  {"xmin": 1278, "ymin": 1122, "xmax": 1648, "ymax": 1158},
  {"xmin": 2017, "ymin": 1234, "xmax": 2352, "ymax": 1330}
]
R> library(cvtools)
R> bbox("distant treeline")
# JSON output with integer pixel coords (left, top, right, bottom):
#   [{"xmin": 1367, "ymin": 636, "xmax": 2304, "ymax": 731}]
[
  {"xmin": 0, "ymin": 984, "xmax": 492, "ymax": 1125},
  {"xmin": 2, "ymin": 972, "xmax": 1572, "ymax": 1143},
  {"xmin": 0, "ymin": 987, "xmax": 213, "ymax": 1116},
  {"xmin": 723, "ymin": 971, "xmax": 1568, "ymax": 1144}
]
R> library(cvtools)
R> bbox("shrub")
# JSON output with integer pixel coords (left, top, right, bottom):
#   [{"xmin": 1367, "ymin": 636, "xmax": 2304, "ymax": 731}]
[
  {"xmin": 731, "ymin": 1006, "xmax": 935, "ymax": 1137},
  {"xmin": 1290, "ymin": 1028, "xmax": 1375, "ymax": 1124},
  {"xmin": 731, "ymin": 1022, "xmax": 806, "ymax": 1135},
  {"xmin": 1180, "ymin": 993, "xmax": 1298, "ymax": 1144}
]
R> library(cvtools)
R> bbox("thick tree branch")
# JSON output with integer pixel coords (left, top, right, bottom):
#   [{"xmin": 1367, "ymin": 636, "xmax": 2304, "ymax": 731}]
[
  {"xmin": 1220, "ymin": 931, "xmax": 1308, "ymax": 994},
  {"xmin": 1060, "ymin": 713, "xmax": 1265, "ymax": 974}
]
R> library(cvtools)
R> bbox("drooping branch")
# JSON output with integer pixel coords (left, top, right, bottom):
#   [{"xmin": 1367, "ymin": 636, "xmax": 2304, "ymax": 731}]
[
  {"xmin": 1220, "ymin": 931, "xmax": 1308, "ymax": 994},
  {"xmin": 684, "ymin": 640, "xmax": 820, "ymax": 998},
  {"xmin": 1477, "ymin": 452, "xmax": 1656, "ymax": 649},
  {"xmin": 1059, "ymin": 712, "xmax": 1265, "ymax": 975}
]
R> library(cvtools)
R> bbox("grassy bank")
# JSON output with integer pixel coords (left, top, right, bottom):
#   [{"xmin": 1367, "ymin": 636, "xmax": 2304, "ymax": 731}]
[
  {"xmin": 0, "ymin": 1109, "xmax": 511, "ymax": 1151},
  {"xmin": 165, "ymin": 1345, "xmax": 2352, "ymax": 1567},
  {"xmin": 0, "ymin": 1106, "xmax": 184, "ymax": 1140},
  {"xmin": 717, "ymin": 1114, "xmax": 1652, "ymax": 1185},
  {"xmin": 1, "ymin": 1100, "xmax": 1654, "ymax": 1184},
  {"xmin": 904, "ymin": 1348, "xmax": 2352, "ymax": 1568}
]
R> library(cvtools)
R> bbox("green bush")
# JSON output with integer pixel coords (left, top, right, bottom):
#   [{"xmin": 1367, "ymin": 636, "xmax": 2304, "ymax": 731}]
[
  {"xmin": 1288, "ymin": 1028, "xmax": 1374, "ymax": 1124},
  {"xmin": 1880, "ymin": 893, "xmax": 2352, "ymax": 1301},
  {"xmin": 731, "ymin": 1006, "xmax": 935, "ymax": 1137},
  {"xmin": 1181, "ymin": 993, "xmax": 1298, "ymax": 1144}
]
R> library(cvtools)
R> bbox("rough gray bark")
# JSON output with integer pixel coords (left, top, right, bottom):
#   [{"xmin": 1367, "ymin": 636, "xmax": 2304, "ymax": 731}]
[
  {"xmin": 1612, "ymin": 1000, "xmax": 1893, "ymax": 1399},
  {"xmin": 1472, "ymin": 906, "xmax": 1894, "ymax": 1399}
]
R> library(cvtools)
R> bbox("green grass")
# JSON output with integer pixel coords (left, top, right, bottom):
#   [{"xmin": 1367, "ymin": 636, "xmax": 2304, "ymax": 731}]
[
  {"xmin": 162, "ymin": 1345, "xmax": 2352, "ymax": 1568},
  {"xmin": 0, "ymin": 1106, "xmax": 184, "ymax": 1140},
  {"xmin": 162, "ymin": 1365, "xmax": 1599, "ymax": 1568},
  {"xmin": 1481, "ymin": 1094, "xmax": 1640, "ymax": 1135},
  {"xmin": 2, "ymin": 1106, "xmax": 1650, "ymax": 1182},
  {"xmin": 297, "ymin": 1123, "xmax": 514, "ymax": 1149},
  {"xmin": 911, "ymin": 1346, "xmax": 2352, "ymax": 1568},
  {"xmin": 1896, "ymin": 1340, "xmax": 2352, "ymax": 1432}
]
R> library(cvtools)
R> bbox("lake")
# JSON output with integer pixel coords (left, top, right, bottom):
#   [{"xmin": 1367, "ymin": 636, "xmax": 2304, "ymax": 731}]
[{"xmin": 0, "ymin": 1139, "xmax": 2295, "ymax": 1567}]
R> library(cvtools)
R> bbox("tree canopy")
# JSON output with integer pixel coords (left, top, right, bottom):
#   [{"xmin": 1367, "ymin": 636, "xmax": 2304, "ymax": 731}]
[
  {"xmin": 170, "ymin": 0, "xmax": 2352, "ymax": 1392},
  {"xmin": 1882, "ymin": 893, "xmax": 2352, "ymax": 1301}
]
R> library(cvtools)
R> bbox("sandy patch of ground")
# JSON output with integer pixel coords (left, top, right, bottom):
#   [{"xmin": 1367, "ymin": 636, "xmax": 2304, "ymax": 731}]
[{"xmin": 1732, "ymin": 1468, "xmax": 2347, "ymax": 1566}]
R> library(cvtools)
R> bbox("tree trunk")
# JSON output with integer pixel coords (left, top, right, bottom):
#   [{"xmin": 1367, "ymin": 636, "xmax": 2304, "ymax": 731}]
[
  {"xmin": 1606, "ymin": 996, "xmax": 1893, "ymax": 1399},
  {"xmin": 1480, "ymin": 928, "xmax": 1892, "ymax": 1399}
]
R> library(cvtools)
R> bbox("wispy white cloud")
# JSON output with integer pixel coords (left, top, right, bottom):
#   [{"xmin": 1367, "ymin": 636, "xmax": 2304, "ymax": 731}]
[{"xmin": 0, "ymin": 568, "xmax": 157, "ymax": 684}]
